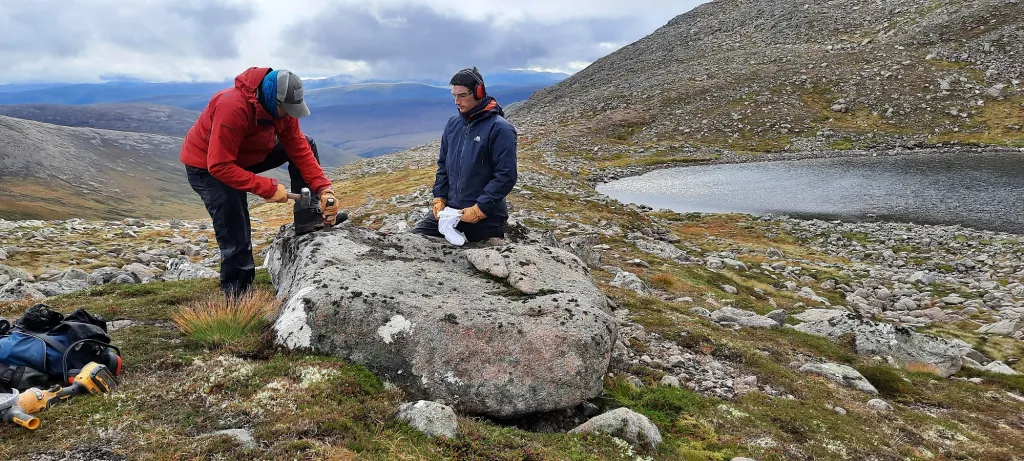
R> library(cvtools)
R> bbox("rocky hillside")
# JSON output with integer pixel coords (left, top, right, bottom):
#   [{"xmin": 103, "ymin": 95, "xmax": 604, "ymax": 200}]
[
  {"xmin": 512, "ymin": 0, "xmax": 1024, "ymax": 157},
  {"xmin": 1, "ymin": 148, "xmax": 1023, "ymax": 459},
  {"xmin": 0, "ymin": 115, "xmax": 282, "ymax": 221}
]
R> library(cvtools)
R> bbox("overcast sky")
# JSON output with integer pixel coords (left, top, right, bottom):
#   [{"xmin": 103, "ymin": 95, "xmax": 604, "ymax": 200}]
[{"xmin": 0, "ymin": 0, "xmax": 707, "ymax": 84}]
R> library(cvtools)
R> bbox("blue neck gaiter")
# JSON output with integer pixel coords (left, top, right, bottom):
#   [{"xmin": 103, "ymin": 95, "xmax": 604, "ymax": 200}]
[{"xmin": 259, "ymin": 70, "xmax": 280, "ymax": 118}]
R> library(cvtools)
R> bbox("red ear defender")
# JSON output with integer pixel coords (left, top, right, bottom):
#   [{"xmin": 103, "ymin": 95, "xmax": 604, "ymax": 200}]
[{"xmin": 475, "ymin": 82, "xmax": 485, "ymax": 99}]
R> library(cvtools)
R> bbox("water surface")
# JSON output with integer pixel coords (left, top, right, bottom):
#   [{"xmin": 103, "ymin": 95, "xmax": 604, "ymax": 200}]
[{"xmin": 596, "ymin": 151, "xmax": 1024, "ymax": 234}]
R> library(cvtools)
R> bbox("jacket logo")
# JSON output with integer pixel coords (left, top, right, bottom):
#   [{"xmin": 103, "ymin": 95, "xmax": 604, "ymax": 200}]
[{"xmin": 474, "ymin": 136, "xmax": 481, "ymax": 142}]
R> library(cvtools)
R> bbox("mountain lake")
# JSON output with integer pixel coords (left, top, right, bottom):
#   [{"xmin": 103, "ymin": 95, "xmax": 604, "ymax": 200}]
[{"xmin": 596, "ymin": 150, "xmax": 1024, "ymax": 234}]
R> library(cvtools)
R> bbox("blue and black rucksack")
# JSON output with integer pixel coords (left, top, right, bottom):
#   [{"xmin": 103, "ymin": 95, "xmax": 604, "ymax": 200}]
[{"xmin": 0, "ymin": 303, "xmax": 122, "ymax": 392}]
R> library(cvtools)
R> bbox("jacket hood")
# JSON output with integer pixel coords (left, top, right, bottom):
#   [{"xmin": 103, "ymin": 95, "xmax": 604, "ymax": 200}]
[{"xmin": 233, "ymin": 67, "xmax": 274, "ymax": 117}]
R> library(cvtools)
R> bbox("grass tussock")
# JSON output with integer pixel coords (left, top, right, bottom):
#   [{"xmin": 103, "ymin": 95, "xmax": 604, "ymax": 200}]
[
  {"xmin": 172, "ymin": 288, "xmax": 280, "ymax": 349},
  {"xmin": 650, "ymin": 273, "xmax": 684, "ymax": 291},
  {"xmin": 905, "ymin": 362, "xmax": 943, "ymax": 376}
]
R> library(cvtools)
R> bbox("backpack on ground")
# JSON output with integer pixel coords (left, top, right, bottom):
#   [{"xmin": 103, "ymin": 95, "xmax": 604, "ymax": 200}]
[{"xmin": 0, "ymin": 304, "xmax": 122, "ymax": 392}]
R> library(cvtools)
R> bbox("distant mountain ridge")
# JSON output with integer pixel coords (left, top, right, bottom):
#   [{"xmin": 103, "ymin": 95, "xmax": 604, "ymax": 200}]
[
  {"xmin": 0, "ymin": 70, "xmax": 569, "ymax": 107},
  {"xmin": 0, "ymin": 70, "xmax": 569, "ymax": 165}
]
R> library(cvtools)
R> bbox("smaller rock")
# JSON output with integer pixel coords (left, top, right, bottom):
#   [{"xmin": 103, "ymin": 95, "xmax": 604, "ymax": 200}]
[
  {"xmin": 766, "ymin": 309, "xmax": 788, "ymax": 325},
  {"xmin": 397, "ymin": 400, "xmax": 458, "ymax": 438},
  {"xmin": 110, "ymin": 273, "xmax": 136, "ymax": 284},
  {"xmin": 978, "ymin": 319, "xmax": 1020, "ymax": 336},
  {"xmin": 834, "ymin": 407, "xmax": 847, "ymax": 415},
  {"xmin": 660, "ymin": 375, "xmax": 681, "ymax": 388},
  {"xmin": 691, "ymin": 307, "xmax": 712, "ymax": 319},
  {"xmin": 0, "ymin": 265, "xmax": 31, "ymax": 284},
  {"xmin": 711, "ymin": 307, "xmax": 780, "ymax": 329},
  {"xmin": 706, "ymin": 258, "xmax": 725, "ymax": 270},
  {"xmin": 32, "ymin": 280, "xmax": 90, "ymax": 297},
  {"xmin": 569, "ymin": 408, "xmax": 662, "ymax": 452},
  {"xmin": 800, "ymin": 363, "xmax": 877, "ymax": 394},
  {"xmin": 982, "ymin": 361, "xmax": 1020, "ymax": 376},
  {"xmin": 793, "ymin": 309, "xmax": 846, "ymax": 323},
  {"xmin": 723, "ymin": 259, "xmax": 748, "ymax": 271},
  {"xmin": 185, "ymin": 245, "xmax": 203, "ymax": 257},
  {"xmin": 108, "ymin": 320, "xmax": 136, "ymax": 332},
  {"xmin": 627, "ymin": 259, "xmax": 651, "ymax": 268},
  {"xmin": 59, "ymin": 268, "xmax": 90, "ymax": 282},
  {"xmin": 161, "ymin": 258, "xmax": 218, "ymax": 281},
  {"xmin": 610, "ymin": 271, "xmax": 649, "ymax": 295},
  {"xmin": 722, "ymin": 284, "xmax": 738, "ymax": 294},
  {"xmin": 798, "ymin": 287, "xmax": 829, "ymax": 305},
  {"xmin": 123, "ymin": 263, "xmax": 155, "ymax": 283},
  {"xmin": 909, "ymin": 270, "xmax": 937, "ymax": 284},
  {"xmin": 967, "ymin": 378, "xmax": 985, "ymax": 384},
  {"xmin": 0, "ymin": 279, "xmax": 45, "ymax": 301},
  {"xmin": 867, "ymin": 399, "xmax": 893, "ymax": 412},
  {"xmin": 942, "ymin": 295, "xmax": 966, "ymax": 305}
]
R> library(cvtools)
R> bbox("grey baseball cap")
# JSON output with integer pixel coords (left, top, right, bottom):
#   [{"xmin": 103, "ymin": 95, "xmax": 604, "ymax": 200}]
[{"xmin": 275, "ymin": 69, "xmax": 310, "ymax": 118}]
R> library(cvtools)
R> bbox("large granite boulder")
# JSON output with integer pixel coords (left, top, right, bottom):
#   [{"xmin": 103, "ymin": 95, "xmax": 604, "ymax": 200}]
[{"xmin": 265, "ymin": 226, "xmax": 618, "ymax": 418}]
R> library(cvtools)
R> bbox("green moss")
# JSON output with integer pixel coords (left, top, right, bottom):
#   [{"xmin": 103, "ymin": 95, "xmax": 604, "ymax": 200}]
[
  {"xmin": 855, "ymin": 364, "xmax": 915, "ymax": 399},
  {"xmin": 841, "ymin": 232, "xmax": 872, "ymax": 244},
  {"xmin": 828, "ymin": 139, "xmax": 855, "ymax": 150},
  {"xmin": 956, "ymin": 368, "xmax": 1024, "ymax": 393}
]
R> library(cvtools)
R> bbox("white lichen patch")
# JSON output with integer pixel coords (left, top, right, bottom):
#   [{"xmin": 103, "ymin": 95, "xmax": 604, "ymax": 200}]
[
  {"xmin": 192, "ymin": 355, "xmax": 254, "ymax": 395},
  {"xmin": 249, "ymin": 380, "xmax": 298, "ymax": 415},
  {"xmin": 299, "ymin": 366, "xmax": 341, "ymax": 389},
  {"xmin": 716, "ymin": 404, "xmax": 751, "ymax": 419},
  {"xmin": 377, "ymin": 314, "xmax": 412, "ymax": 344},
  {"xmin": 613, "ymin": 437, "xmax": 654, "ymax": 461},
  {"xmin": 443, "ymin": 370, "xmax": 464, "ymax": 386},
  {"xmin": 275, "ymin": 286, "xmax": 315, "ymax": 349}
]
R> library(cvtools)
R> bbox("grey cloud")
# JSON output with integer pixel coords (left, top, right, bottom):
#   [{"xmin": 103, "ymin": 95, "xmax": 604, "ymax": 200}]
[
  {"xmin": 0, "ymin": 0, "xmax": 254, "ymax": 62},
  {"xmin": 0, "ymin": 1, "xmax": 89, "ymax": 58},
  {"xmin": 281, "ymin": 4, "xmax": 656, "ymax": 78}
]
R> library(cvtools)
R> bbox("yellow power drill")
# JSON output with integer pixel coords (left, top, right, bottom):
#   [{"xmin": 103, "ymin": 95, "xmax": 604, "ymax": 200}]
[
  {"xmin": 0, "ymin": 390, "xmax": 38, "ymax": 430},
  {"xmin": 2, "ymin": 362, "xmax": 118, "ymax": 430}
]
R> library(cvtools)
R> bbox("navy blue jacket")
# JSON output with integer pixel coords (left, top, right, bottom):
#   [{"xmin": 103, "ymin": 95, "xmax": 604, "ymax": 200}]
[{"xmin": 432, "ymin": 97, "xmax": 518, "ymax": 222}]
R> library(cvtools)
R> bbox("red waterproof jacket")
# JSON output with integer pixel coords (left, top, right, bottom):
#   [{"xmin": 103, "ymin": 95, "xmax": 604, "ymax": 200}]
[{"xmin": 179, "ymin": 67, "xmax": 331, "ymax": 199}]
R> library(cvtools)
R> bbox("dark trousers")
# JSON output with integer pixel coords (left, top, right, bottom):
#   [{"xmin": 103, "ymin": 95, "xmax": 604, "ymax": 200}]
[
  {"xmin": 412, "ymin": 211, "xmax": 506, "ymax": 243},
  {"xmin": 186, "ymin": 136, "xmax": 321, "ymax": 298}
]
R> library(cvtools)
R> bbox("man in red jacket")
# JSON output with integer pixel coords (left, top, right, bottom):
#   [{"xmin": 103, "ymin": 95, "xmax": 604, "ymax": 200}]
[{"xmin": 180, "ymin": 66, "xmax": 340, "ymax": 298}]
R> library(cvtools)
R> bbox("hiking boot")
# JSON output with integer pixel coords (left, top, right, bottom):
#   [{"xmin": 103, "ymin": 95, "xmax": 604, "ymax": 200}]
[{"xmin": 293, "ymin": 200, "xmax": 324, "ymax": 236}]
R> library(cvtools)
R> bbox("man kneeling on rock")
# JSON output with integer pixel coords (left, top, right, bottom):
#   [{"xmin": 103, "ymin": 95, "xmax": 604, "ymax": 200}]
[
  {"xmin": 179, "ymin": 67, "xmax": 341, "ymax": 298},
  {"xmin": 413, "ymin": 67, "xmax": 518, "ymax": 243}
]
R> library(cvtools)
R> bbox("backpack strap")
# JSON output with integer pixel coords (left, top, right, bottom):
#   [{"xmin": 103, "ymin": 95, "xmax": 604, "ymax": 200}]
[
  {"xmin": 0, "ymin": 319, "xmax": 10, "ymax": 337},
  {"xmin": 20, "ymin": 331, "xmax": 68, "ymax": 356},
  {"xmin": 0, "ymin": 362, "xmax": 27, "ymax": 389}
]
